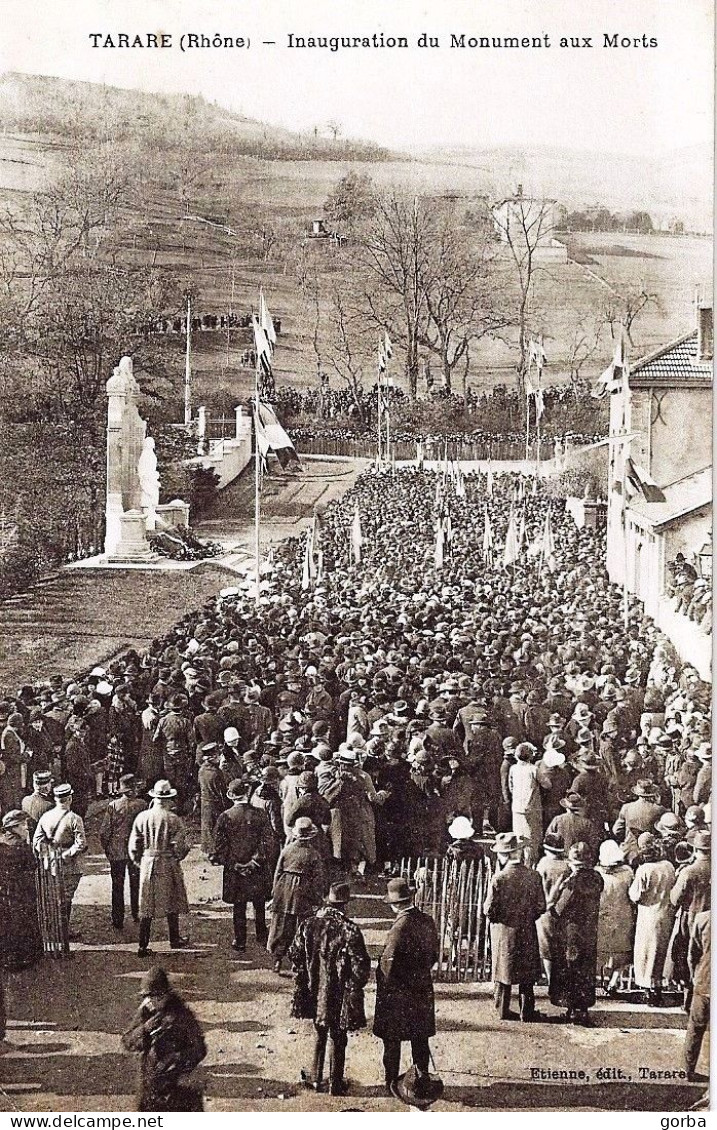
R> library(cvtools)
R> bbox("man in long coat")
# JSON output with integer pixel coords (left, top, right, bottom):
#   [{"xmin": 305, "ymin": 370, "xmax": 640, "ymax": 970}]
[
  {"xmin": 99, "ymin": 773, "xmax": 146, "ymax": 930},
  {"xmin": 211, "ymin": 778, "xmax": 273, "ymax": 952},
  {"xmin": 373, "ymin": 877, "xmax": 439, "ymax": 1098},
  {"xmin": 128, "ymin": 780, "xmax": 190, "ymax": 956},
  {"xmin": 197, "ymin": 744, "xmax": 226, "ymax": 855},
  {"xmin": 268, "ymin": 817, "xmax": 328, "ymax": 972},
  {"xmin": 289, "ymin": 882, "xmax": 370, "ymax": 1096},
  {"xmin": 548, "ymin": 841, "xmax": 604, "ymax": 1024},
  {"xmin": 484, "ymin": 831, "xmax": 545, "ymax": 1021}
]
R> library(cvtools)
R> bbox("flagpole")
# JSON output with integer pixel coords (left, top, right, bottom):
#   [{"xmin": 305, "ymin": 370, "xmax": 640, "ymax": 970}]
[
  {"xmin": 524, "ymin": 392, "xmax": 530, "ymax": 463},
  {"xmin": 376, "ymin": 341, "xmax": 382, "ymax": 466},
  {"xmin": 184, "ymin": 293, "xmax": 192, "ymax": 426},
  {"xmin": 254, "ymin": 300, "xmax": 261, "ymax": 607}
]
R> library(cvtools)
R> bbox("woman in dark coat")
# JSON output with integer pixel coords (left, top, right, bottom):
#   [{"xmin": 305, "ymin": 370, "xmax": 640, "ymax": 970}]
[
  {"xmin": 548, "ymin": 840, "xmax": 604, "ymax": 1024},
  {"xmin": 0, "ymin": 810, "xmax": 43, "ymax": 970},
  {"xmin": 122, "ymin": 966, "xmax": 207, "ymax": 1112},
  {"xmin": 267, "ymin": 818, "xmax": 328, "ymax": 972}
]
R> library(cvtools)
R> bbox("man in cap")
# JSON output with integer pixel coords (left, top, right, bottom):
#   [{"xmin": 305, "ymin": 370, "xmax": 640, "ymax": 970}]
[
  {"xmin": 21, "ymin": 770, "xmax": 54, "ymax": 835},
  {"xmin": 122, "ymin": 965, "xmax": 207, "ymax": 1111},
  {"xmin": 211, "ymin": 779, "xmax": 273, "ymax": 952},
  {"xmin": 289, "ymin": 881, "xmax": 371, "ymax": 1096},
  {"xmin": 33, "ymin": 783, "xmax": 87, "ymax": 935},
  {"xmin": 99, "ymin": 773, "xmax": 146, "ymax": 931},
  {"xmin": 484, "ymin": 832, "xmax": 545, "ymax": 1021},
  {"xmin": 373, "ymin": 877, "xmax": 439, "ymax": 1098},
  {"xmin": 129, "ymin": 780, "xmax": 190, "ymax": 956}
]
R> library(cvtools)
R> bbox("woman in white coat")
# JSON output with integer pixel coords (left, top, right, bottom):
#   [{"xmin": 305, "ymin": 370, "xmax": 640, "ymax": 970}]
[
  {"xmin": 628, "ymin": 833, "xmax": 676, "ymax": 1005},
  {"xmin": 596, "ymin": 840, "xmax": 636, "ymax": 995}
]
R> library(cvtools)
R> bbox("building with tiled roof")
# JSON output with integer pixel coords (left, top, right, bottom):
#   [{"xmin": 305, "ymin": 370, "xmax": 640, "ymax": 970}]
[{"xmin": 605, "ymin": 304, "xmax": 712, "ymax": 679}]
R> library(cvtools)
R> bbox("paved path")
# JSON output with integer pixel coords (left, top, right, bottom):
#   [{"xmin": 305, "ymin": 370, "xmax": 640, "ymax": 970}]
[{"xmin": 0, "ymin": 825, "xmax": 705, "ymax": 1113}]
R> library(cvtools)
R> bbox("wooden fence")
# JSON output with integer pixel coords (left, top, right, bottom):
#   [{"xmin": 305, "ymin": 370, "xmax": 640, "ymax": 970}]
[{"xmin": 400, "ymin": 854, "xmax": 494, "ymax": 982}]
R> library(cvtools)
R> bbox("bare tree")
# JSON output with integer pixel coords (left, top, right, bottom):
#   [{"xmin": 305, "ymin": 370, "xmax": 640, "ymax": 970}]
[
  {"xmin": 322, "ymin": 281, "xmax": 370, "ymax": 421},
  {"xmin": 355, "ymin": 192, "xmax": 431, "ymax": 400},
  {"xmin": 492, "ymin": 192, "xmax": 557, "ymax": 390},
  {"xmin": 326, "ymin": 119, "xmax": 343, "ymax": 142},
  {"xmin": 601, "ymin": 280, "xmax": 664, "ymax": 346},
  {"xmin": 564, "ymin": 316, "xmax": 605, "ymax": 396},
  {"xmin": 418, "ymin": 204, "xmax": 513, "ymax": 393}
]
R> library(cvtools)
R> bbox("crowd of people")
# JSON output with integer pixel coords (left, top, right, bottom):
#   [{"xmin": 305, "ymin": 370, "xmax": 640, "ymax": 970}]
[{"xmin": 0, "ymin": 466, "xmax": 711, "ymax": 1103}]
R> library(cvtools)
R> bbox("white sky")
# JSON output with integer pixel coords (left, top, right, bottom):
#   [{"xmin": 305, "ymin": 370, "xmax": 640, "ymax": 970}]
[{"xmin": 0, "ymin": 0, "xmax": 713, "ymax": 156}]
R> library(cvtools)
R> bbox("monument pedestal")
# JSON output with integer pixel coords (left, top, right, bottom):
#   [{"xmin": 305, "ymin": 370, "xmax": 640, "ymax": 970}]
[
  {"xmin": 106, "ymin": 509, "xmax": 155, "ymax": 563},
  {"xmin": 156, "ymin": 500, "xmax": 191, "ymax": 529}
]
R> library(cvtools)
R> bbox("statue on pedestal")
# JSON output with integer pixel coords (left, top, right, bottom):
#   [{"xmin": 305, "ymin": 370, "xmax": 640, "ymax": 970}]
[{"xmin": 138, "ymin": 437, "xmax": 161, "ymax": 530}]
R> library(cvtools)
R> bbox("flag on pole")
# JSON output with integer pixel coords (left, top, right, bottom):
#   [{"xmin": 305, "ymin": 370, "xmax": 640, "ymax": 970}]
[
  {"xmin": 378, "ymin": 339, "xmax": 387, "ymax": 373},
  {"xmin": 591, "ymin": 332, "xmax": 628, "ymax": 399},
  {"xmin": 350, "ymin": 504, "xmax": 362, "ymax": 564},
  {"xmin": 442, "ymin": 513, "xmax": 453, "ymax": 544},
  {"xmin": 259, "ymin": 289, "xmax": 276, "ymax": 348},
  {"xmin": 503, "ymin": 508, "xmax": 520, "ymax": 568},
  {"xmin": 252, "ymin": 316, "xmax": 273, "ymax": 375},
  {"xmin": 540, "ymin": 508, "xmax": 557, "ymax": 572},
  {"xmin": 384, "ymin": 331, "xmax": 393, "ymax": 360},
  {"xmin": 255, "ymin": 400, "xmax": 300, "ymax": 469},
  {"xmin": 434, "ymin": 522, "xmax": 444, "ymax": 569},
  {"xmin": 534, "ymin": 388, "xmax": 545, "ymax": 419},
  {"xmin": 486, "ymin": 465, "xmax": 494, "ymax": 498},
  {"xmin": 482, "ymin": 509, "xmax": 493, "ymax": 562},
  {"xmin": 518, "ymin": 509, "xmax": 526, "ymax": 551},
  {"xmin": 301, "ymin": 532, "xmax": 316, "ymax": 590},
  {"xmin": 624, "ymin": 458, "xmax": 666, "ymax": 502}
]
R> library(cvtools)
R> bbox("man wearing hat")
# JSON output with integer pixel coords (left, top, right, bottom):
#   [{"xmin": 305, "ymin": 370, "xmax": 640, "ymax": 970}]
[
  {"xmin": 0, "ymin": 809, "xmax": 42, "ymax": 971},
  {"xmin": 122, "ymin": 965, "xmax": 207, "ymax": 1111},
  {"xmin": 280, "ymin": 751, "xmax": 305, "ymax": 838},
  {"xmin": 289, "ymin": 882, "xmax": 371, "ymax": 1096},
  {"xmin": 152, "ymin": 698, "xmax": 194, "ymax": 814},
  {"xmin": 211, "ymin": 779, "xmax": 273, "ymax": 952},
  {"xmin": 268, "ymin": 818, "xmax": 328, "ymax": 973},
  {"xmin": 373, "ymin": 877, "xmax": 439, "ymax": 1098},
  {"xmin": 197, "ymin": 744, "xmax": 226, "ymax": 855},
  {"xmin": 484, "ymin": 832, "xmax": 545, "ymax": 1022},
  {"xmin": 128, "ymin": 781, "xmax": 191, "ymax": 956},
  {"xmin": 545, "ymin": 791, "xmax": 602, "ymax": 861},
  {"xmin": 21, "ymin": 770, "xmax": 54, "ymax": 835},
  {"xmin": 33, "ymin": 783, "xmax": 87, "ymax": 934},
  {"xmin": 571, "ymin": 751, "xmax": 610, "ymax": 828},
  {"xmin": 99, "ymin": 774, "xmax": 146, "ymax": 931},
  {"xmin": 548, "ymin": 842, "xmax": 604, "ymax": 1025},
  {"xmin": 612, "ymin": 780, "xmax": 666, "ymax": 864},
  {"xmin": 670, "ymin": 830, "xmax": 711, "ymax": 935}
]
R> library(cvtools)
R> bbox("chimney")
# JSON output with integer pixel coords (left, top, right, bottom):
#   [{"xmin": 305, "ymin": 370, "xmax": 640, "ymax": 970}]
[
  {"xmin": 697, "ymin": 305, "xmax": 713, "ymax": 363},
  {"xmin": 516, "ymin": 184, "xmax": 523, "ymax": 198}
]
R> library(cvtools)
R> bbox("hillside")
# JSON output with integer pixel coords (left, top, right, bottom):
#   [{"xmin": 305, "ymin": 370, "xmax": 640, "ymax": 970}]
[
  {"xmin": 0, "ymin": 72, "xmax": 391, "ymax": 161},
  {"xmin": 0, "ymin": 72, "xmax": 710, "ymax": 415}
]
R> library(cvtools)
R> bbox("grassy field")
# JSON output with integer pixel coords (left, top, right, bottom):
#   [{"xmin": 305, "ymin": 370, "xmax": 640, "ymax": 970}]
[{"xmin": 0, "ymin": 132, "xmax": 711, "ymax": 415}]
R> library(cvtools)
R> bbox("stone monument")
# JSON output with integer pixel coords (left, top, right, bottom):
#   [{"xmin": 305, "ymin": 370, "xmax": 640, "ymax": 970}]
[{"xmin": 104, "ymin": 356, "xmax": 190, "ymax": 562}]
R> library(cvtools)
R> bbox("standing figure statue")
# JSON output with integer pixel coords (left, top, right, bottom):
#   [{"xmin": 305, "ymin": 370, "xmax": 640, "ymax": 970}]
[{"xmin": 138, "ymin": 437, "xmax": 161, "ymax": 530}]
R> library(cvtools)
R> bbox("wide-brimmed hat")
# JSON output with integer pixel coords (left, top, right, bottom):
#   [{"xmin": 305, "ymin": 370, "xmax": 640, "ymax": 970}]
[
  {"xmin": 543, "ymin": 832, "xmax": 565, "ymax": 857},
  {"xmin": 384, "ymin": 877, "xmax": 414, "ymax": 904},
  {"xmin": 633, "ymin": 779, "xmax": 660, "ymax": 799},
  {"xmin": 149, "ymin": 779, "xmax": 177, "ymax": 799},
  {"xmin": 395, "ymin": 1065, "xmax": 444, "ymax": 1110},
  {"xmin": 337, "ymin": 747, "xmax": 358, "ymax": 764},
  {"xmin": 655, "ymin": 812, "xmax": 681, "ymax": 836},
  {"xmin": 493, "ymin": 831, "xmax": 522, "ymax": 855},
  {"xmin": 693, "ymin": 830, "xmax": 711, "ymax": 852},
  {"xmin": 227, "ymin": 778, "xmax": 250, "ymax": 800},
  {"xmin": 325, "ymin": 881, "xmax": 351, "ymax": 906},
  {"xmin": 448, "ymin": 816, "xmax": 475, "ymax": 841},
  {"xmin": 560, "ymin": 792, "xmax": 585, "ymax": 812},
  {"xmin": 598, "ymin": 840, "xmax": 625, "ymax": 868},
  {"xmin": 2, "ymin": 809, "xmax": 29, "ymax": 830},
  {"xmin": 141, "ymin": 965, "xmax": 170, "ymax": 997}
]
